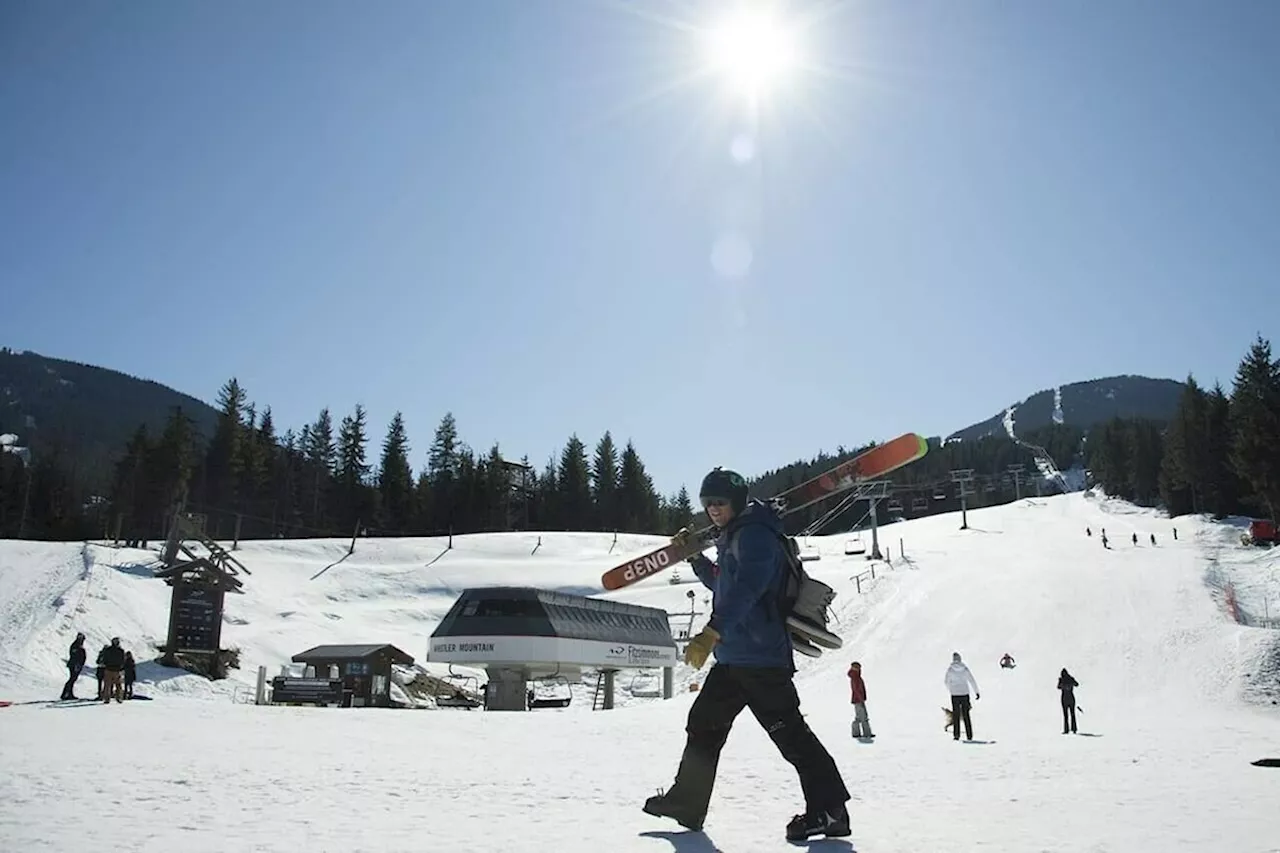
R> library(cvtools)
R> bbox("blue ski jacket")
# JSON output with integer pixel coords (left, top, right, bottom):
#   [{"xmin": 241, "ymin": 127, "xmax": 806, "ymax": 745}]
[{"xmin": 689, "ymin": 499, "xmax": 794, "ymax": 670}]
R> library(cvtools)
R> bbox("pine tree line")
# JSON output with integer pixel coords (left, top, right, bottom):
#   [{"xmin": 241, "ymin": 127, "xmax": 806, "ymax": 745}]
[
  {"xmin": 1086, "ymin": 335, "xmax": 1280, "ymax": 520},
  {"xmin": 98, "ymin": 382, "xmax": 697, "ymax": 542}
]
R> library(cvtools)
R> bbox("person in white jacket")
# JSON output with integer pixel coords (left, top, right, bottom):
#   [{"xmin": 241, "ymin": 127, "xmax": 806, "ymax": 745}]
[{"xmin": 944, "ymin": 652, "xmax": 980, "ymax": 741}]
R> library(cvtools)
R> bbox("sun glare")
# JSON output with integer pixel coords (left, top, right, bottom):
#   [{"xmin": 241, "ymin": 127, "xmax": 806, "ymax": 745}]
[{"xmin": 706, "ymin": 9, "xmax": 799, "ymax": 101}]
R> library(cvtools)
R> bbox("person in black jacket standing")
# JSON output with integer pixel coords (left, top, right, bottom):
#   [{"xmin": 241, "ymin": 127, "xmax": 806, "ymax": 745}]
[
  {"xmin": 61, "ymin": 632, "xmax": 87, "ymax": 700},
  {"xmin": 99, "ymin": 638, "xmax": 127, "ymax": 704},
  {"xmin": 1058, "ymin": 668, "xmax": 1079, "ymax": 734}
]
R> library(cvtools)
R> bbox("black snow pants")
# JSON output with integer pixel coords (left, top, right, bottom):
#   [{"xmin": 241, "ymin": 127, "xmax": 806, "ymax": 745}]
[
  {"xmin": 1061, "ymin": 694, "xmax": 1077, "ymax": 733},
  {"xmin": 950, "ymin": 694, "xmax": 973, "ymax": 740},
  {"xmin": 665, "ymin": 664, "xmax": 849, "ymax": 821},
  {"xmin": 61, "ymin": 663, "xmax": 83, "ymax": 699}
]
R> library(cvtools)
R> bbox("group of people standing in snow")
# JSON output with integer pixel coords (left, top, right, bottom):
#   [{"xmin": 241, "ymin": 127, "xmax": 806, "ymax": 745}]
[
  {"xmin": 846, "ymin": 652, "xmax": 1083, "ymax": 742},
  {"xmin": 62, "ymin": 632, "xmax": 137, "ymax": 703}
]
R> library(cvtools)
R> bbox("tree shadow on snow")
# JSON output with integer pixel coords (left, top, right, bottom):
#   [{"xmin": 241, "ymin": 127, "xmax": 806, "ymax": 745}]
[{"xmin": 110, "ymin": 558, "xmax": 163, "ymax": 578}]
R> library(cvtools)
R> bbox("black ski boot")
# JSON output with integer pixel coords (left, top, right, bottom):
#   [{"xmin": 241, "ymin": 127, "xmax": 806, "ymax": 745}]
[
  {"xmin": 642, "ymin": 790, "xmax": 704, "ymax": 832},
  {"xmin": 786, "ymin": 804, "xmax": 851, "ymax": 841}
]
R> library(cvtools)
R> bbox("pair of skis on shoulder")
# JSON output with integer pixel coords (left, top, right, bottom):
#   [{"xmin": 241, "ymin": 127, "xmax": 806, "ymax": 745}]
[{"xmin": 600, "ymin": 431, "xmax": 929, "ymax": 592}]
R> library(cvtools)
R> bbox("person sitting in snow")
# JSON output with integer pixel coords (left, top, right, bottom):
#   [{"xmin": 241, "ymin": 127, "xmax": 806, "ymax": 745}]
[{"xmin": 999, "ymin": 653, "xmax": 1015, "ymax": 669}]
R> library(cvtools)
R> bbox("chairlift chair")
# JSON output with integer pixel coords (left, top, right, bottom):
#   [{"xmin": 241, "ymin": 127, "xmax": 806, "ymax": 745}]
[
  {"xmin": 887, "ymin": 498, "xmax": 903, "ymax": 513},
  {"xmin": 844, "ymin": 532, "xmax": 866, "ymax": 556},
  {"xmin": 911, "ymin": 497, "xmax": 929, "ymax": 512},
  {"xmin": 435, "ymin": 669, "xmax": 482, "ymax": 709},
  {"xmin": 933, "ymin": 487, "xmax": 947, "ymax": 500},
  {"xmin": 528, "ymin": 675, "xmax": 573, "ymax": 709},
  {"xmin": 628, "ymin": 671, "xmax": 662, "ymax": 698}
]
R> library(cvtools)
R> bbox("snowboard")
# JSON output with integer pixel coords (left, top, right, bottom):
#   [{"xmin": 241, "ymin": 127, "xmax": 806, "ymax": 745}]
[
  {"xmin": 787, "ymin": 614, "xmax": 842, "ymax": 649},
  {"xmin": 600, "ymin": 432, "xmax": 929, "ymax": 591},
  {"xmin": 791, "ymin": 634, "xmax": 822, "ymax": 658}
]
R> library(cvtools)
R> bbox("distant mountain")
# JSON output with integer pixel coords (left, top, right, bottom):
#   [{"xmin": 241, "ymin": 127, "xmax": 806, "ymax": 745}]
[
  {"xmin": 945, "ymin": 375, "xmax": 1186, "ymax": 444},
  {"xmin": 0, "ymin": 348, "xmax": 219, "ymax": 488}
]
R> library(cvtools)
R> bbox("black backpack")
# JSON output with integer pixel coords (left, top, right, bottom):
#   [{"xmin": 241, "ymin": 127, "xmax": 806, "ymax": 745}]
[{"xmin": 728, "ymin": 522, "xmax": 837, "ymax": 643}]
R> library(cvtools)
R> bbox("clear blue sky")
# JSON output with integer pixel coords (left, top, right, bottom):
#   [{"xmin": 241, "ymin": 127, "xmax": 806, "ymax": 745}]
[{"xmin": 2, "ymin": 0, "xmax": 1276, "ymax": 497}]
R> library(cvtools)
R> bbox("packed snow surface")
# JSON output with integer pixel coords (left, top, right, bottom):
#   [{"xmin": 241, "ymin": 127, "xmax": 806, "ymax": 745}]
[{"xmin": 1, "ymin": 493, "xmax": 1278, "ymax": 852}]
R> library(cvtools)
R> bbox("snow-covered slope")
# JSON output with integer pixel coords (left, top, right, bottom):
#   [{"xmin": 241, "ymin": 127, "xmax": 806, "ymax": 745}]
[{"xmin": 1, "ymin": 494, "xmax": 1277, "ymax": 852}]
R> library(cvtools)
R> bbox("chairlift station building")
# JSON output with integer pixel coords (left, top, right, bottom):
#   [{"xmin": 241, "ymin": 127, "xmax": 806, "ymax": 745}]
[{"xmin": 427, "ymin": 586, "xmax": 679, "ymax": 711}]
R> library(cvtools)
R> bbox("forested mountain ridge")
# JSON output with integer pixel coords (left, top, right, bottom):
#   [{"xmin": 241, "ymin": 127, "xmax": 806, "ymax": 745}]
[
  {"xmin": 0, "ymin": 348, "xmax": 219, "ymax": 488},
  {"xmin": 945, "ymin": 375, "xmax": 1185, "ymax": 443}
]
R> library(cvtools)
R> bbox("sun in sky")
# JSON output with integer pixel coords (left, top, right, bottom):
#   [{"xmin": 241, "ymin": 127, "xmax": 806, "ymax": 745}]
[{"xmin": 703, "ymin": 5, "xmax": 802, "ymax": 105}]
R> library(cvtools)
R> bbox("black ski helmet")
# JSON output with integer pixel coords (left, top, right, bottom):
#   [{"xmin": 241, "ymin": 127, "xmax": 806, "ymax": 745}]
[{"xmin": 699, "ymin": 467, "xmax": 748, "ymax": 515}]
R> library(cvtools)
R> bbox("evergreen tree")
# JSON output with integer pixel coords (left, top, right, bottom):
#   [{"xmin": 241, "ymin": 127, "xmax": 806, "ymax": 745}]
[
  {"xmin": 378, "ymin": 412, "xmax": 414, "ymax": 533},
  {"xmin": 303, "ymin": 409, "xmax": 337, "ymax": 530},
  {"xmin": 1229, "ymin": 336, "xmax": 1280, "ymax": 520},
  {"xmin": 1159, "ymin": 376, "xmax": 1208, "ymax": 515},
  {"xmin": 557, "ymin": 434, "xmax": 593, "ymax": 529},
  {"xmin": 483, "ymin": 444, "xmax": 511, "ymax": 531},
  {"xmin": 109, "ymin": 425, "xmax": 150, "ymax": 540},
  {"xmin": 671, "ymin": 485, "xmax": 694, "ymax": 530},
  {"xmin": 428, "ymin": 413, "xmax": 460, "ymax": 527},
  {"xmin": 1203, "ymin": 384, "xmax": 1242, "ymax": 517},
  {"xmin": 1127, "ymin": 419, "xmax": 1164, "ymax": 506},
  {"xmin": 591, "ymin": 432, "xmax": 620, "ymax": 530},
  {"xmin": 336, "ymin": 404, "xmax": 372, "ymax": 530},
  {"xmin": 618, "ymin": 440, "xmax": 659, "ymax": 533},
  {"xmin": 535, "ymin": 453, "xmax": 558, "ymax": 529},
  {"xmin": 203, "ymin": 377, "xmax": 247, "ymax": 512}
]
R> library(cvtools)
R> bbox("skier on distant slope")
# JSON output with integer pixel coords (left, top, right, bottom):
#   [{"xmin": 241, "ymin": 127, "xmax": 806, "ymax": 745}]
[
  {"xmin": 643, "ymin": 467, "xmax": 851, "ymax": 842},
  {"xmin": 945, "ymin": 652, "xmax": 980, "ymax": 741}
]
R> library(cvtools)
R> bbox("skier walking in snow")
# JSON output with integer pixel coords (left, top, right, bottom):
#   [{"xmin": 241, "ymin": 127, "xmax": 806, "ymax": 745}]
[
  {"xmin": 1058, "ymin": 668, "xmax": 1079, "ymax": 733},
  {"xmin": 945, "ymin": 652, "xmax": 980, "ymax": 741},
  {"xmin": 644, "ymin": 468, "xmax": 851, "ymax": 842},
  {"xmin": 61, "ymin": 632, "xmax": 87, "ymax": 700},
  {"xmin": 848, "ymin": 662, "xmax": 873, "ymax": 738}
]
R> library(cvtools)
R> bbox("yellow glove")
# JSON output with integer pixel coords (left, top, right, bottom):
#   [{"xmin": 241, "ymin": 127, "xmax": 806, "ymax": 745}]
[{"xmin": 683, "ymin": 626, "xmax": 720, "ymax": 670}]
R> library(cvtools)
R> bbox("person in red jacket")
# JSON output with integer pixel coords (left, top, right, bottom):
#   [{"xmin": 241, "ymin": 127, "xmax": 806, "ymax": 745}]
[{"xmin": 848, "ymin": 662, "xmax": 873, "ymax": 738}]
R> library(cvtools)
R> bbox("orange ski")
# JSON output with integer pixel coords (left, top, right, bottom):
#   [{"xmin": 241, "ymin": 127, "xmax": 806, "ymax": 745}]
[{"xmin": 601, "ymin": 432, "xmax": 929, "ymax": 590}]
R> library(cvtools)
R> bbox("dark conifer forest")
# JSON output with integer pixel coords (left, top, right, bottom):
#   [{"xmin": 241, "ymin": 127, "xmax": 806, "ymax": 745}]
[{"xmin": 2, "ymin": 335, "xmax": 1278, "ymax": 543}]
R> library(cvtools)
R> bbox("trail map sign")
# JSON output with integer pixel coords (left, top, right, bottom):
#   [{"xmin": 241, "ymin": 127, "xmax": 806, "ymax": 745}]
[{"xmin": 166, "ymin": 582, "xmax": 225, "ymax": 653}]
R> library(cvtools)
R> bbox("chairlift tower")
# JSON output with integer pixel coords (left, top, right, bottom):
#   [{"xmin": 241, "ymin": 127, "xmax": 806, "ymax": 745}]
[
  {"xmin": 859, "ymin": 480, "xmax": 892, "ymax": 560},
  {"xmin": 1007, "ymin": 464, "xmax": 1025, "ymax": 501},
  {"xmin": 949, "ymin": 468, "xmax": 976, "ymax": 530}
]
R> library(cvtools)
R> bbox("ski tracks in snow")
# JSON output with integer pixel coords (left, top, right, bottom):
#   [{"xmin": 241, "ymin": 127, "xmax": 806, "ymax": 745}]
[{"xmin": 0, "ymin": 542, "xmax": 90, "ymax": 689}]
